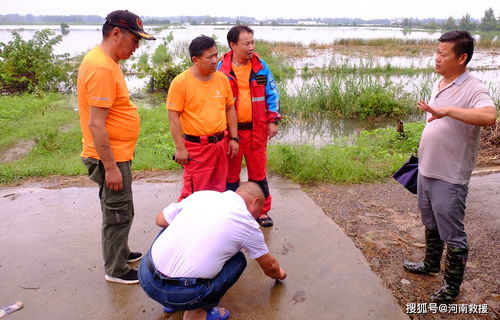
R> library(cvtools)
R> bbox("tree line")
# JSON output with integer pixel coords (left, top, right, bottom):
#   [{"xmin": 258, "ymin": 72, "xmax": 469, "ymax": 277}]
[
  {"xmin": 400, "ymin": 8, "xmax": 499, "ymax": 32},
  {"xmin": 0, "ymin": 8, "xmax": 498, "ymax": 29}
]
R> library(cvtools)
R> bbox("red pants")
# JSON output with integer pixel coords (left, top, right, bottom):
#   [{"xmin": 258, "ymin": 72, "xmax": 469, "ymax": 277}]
[
  {"xmin": 227, "ymin": 129, "xmax": 272, "ymax": 215},
  {"xmin": 179, "ymin": 137, "xmax": 228, "ymax": 201}
]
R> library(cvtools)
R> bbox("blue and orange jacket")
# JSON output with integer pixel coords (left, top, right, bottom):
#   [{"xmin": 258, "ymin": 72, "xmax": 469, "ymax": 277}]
[{"xmin": 217, "ymin": 51, "xmax": 282, "ymax": 147}]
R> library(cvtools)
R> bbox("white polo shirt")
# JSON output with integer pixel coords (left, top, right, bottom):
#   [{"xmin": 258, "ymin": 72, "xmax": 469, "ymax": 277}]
[
  {"xmin": 151, "ymin": 190, "xmax": 269, "ymax": 278},
  {"xmin": 418, "ymin": 71, "xmax": 495, "ymax": 185}
]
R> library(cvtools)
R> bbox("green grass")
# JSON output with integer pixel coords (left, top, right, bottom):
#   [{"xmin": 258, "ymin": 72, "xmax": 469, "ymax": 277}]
[
  {"xmin": 0, "ymin": 93, "xmax": 78, "ymax": 150},
  {"xmin": 0, "ymin": 94, "xmax": 180, "ymax": 183},
  {"xmin": 132, "ymin": 104, "xmax": 178, "ymax": 171},
  {"xmin": 268, "ymin": 121, "xmax": 425, "ymax": 184},
  {"xmin": 0, "ymin": 93, "xmax": 425, "ymax": 185}
]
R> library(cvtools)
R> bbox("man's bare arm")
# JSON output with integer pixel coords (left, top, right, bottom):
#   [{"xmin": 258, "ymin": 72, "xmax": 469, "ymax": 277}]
[
  {"xmin": 155, "ymin": 212, "xmax": 170, "ymax": 227},
  {"xmin": 256, "ymin": 253, "xmax": 286, "ymax": 280},
  {"xmin": 168, "ymin": 110, "xmax": 189, "ymax": 165},
  {"xmin": 88, "ymin": 106, "xmax": 122, "ymax": 191},
  {"xmin": 418, "ymin": 101, "xmax": 497, "ymax": 126},
  {"xmin": 226, "ymin": 105, "xmax": 239, "ymax": 159}
]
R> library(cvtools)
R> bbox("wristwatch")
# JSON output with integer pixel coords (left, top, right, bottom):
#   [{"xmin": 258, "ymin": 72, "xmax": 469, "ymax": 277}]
[{"xmin": 230, "ymin": 136, "xmax": 240, "ymax": 143}]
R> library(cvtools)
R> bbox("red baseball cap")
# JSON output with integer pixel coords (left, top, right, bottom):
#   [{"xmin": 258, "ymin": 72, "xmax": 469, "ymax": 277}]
[{"xmin": 105, "ymin": 10, "xmax": 156, "ymax": 40}]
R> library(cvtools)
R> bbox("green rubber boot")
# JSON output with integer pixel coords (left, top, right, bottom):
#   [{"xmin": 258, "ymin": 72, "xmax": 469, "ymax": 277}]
[
  {"xmin": 404, "ymin": 228, "xmax": 443, "ymax": 275},
  {"xmin": 431, "ymin": 246, "xmax": 468, "ymax": 304}
]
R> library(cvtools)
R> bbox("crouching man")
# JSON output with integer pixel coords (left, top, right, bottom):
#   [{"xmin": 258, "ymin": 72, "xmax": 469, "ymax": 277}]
[{"xmin": 138, "ymin": 182, "xmax": 287, "ymax": 319}]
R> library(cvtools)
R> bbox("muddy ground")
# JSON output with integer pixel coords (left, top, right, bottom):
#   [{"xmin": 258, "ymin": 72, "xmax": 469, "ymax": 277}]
[{"xmin": 306, "ymin": 123, "xmax": 500, "ymax": 320}]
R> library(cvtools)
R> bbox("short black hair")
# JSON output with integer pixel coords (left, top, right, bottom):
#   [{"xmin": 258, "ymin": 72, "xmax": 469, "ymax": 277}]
[
  {"xmin": 102, "ymin": 23, "xmax": 115, "ymax": 38},
  {"xmin": 189, "ymin": 35, "xmax": 216, "ymax": 59},
  {"xmin": 438, "ymin": 30, "xmax": 475, "ymax": 65},
  {"xmin": 227, "ymin": 25, "xmax": 254, "ymax": 47}
]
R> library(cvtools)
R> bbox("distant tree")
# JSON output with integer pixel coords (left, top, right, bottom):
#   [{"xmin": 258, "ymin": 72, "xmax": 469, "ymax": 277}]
[
  {"xmin": 402, "ymin": 18, "xmax": 413, "ymax": 29},
  {"xmin": 458, "ymin": 14, "xmax": 476, "ymax": 31},
  {"xmin": 479, "ymin": 8, "xmax": 497, "ymax": 31},
  {"xmin": 60, "ymin": 23, "xmax": 70, "ymax": 35},
  {"xmin": 427, "ymin": 21, "xmax": 440, "ymax": 30},
  {"xmin": 442, "ymin": 16, "xmax": 457, "ymax": 30}
]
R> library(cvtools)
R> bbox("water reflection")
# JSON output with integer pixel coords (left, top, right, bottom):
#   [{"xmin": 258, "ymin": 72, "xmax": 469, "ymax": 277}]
[{"xmin": 273, "ymin": 115, "xmax": 425, "ymax": 146}]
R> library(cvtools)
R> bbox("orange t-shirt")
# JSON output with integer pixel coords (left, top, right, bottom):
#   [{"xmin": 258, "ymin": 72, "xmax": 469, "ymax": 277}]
[
  {"xmin": 166, "ymin": 69, "xmax": 234, "ymax": 136},
  {"xmin": 232, "ymin": 62, "xmax": 252, "ymax": 122},
  {"xmin": 78, "ymin": 46, "xmax": 140, "ymax": 162}
]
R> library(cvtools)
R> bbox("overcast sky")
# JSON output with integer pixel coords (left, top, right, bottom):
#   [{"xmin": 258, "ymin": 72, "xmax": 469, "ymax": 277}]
[{"xmin": 1, "ymin": 0, "xmax": 499, "ymax": 20}]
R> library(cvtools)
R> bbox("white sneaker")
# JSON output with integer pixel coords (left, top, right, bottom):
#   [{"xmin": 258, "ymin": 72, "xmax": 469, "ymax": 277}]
[
  {"xmin": 127, "ymin": 252, "xmax": 143, "ymax": 263},
  {"xmin": 105, "ymin": 269, "xmax": 139, "ymax": 284}
]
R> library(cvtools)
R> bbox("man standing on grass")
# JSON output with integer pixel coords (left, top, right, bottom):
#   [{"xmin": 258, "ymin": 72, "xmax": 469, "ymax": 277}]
[
  {"xmin": 217, "ymin": 25, "xmax": 282, "ymax": 227},
  {"xmin": 167, "ymin": 35, "xmax": 239, "ymax": 200},
  {"xmin": 78, "ymin": 10, "xmax": 155, "ymax": 284},
  {"xmin": 403, "ymin": 30, "xmax": 496, "ymax": 303}
]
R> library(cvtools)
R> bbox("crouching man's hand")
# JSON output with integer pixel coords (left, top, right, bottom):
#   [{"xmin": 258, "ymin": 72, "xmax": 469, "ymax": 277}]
[{"xmin": 256, "ymin": 253, "xmax": 287, "ymax": 280}]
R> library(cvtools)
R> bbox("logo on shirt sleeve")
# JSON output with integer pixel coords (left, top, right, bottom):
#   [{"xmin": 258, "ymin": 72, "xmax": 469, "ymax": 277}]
[{"xmin": 214, "ymin": 90, "xmax": 223, "ymax": 98}]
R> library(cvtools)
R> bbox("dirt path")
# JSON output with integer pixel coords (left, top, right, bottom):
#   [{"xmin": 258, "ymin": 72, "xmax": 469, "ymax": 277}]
[{"xmin": 306, "ymin": 171, "xmax": 500, "ymax": 320}]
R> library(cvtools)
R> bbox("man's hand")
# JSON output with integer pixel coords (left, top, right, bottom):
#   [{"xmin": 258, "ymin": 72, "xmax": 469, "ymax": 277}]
[
  {"xmin": 418, "ymin": 101, "xmax": 497, "ymax": 126},
  {"xmin": 174, "ymin": 147, "xmax": 190, "ymax": 165},
  {"xmin": 417, "ymin": 101, "xmax": 447, "ymax": 122},
  {"xmin": 277, "ymin": 267, "xmax": 287, "ymax": 280},
  {"xmin": 228, "ymin": 140, "xmax": 239, "ymax": 159},
  {"xmin": 268, "ymin": 123, "xmax": 278, "ymax": 139},
  {"xmin": 256, "ymin": 253, "xmax": 286, "ymax": 280},
  {"xmin": 105, "ymin": 164, "xmax": 123, "ymax": 191}
]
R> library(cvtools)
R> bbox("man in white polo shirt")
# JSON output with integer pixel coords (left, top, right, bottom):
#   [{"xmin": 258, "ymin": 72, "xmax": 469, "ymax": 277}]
[
  {"xmin": 403, "ymin": 30, "xmax": 497, "ymax": 304},
  {"xmin": 138, "ymin": 182, "xmax": 286, "ymax": 319}
]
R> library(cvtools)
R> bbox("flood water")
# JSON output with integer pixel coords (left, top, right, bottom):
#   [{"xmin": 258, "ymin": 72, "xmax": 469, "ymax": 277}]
[{"xmin": 1, "ymin": 25, "xmax": 498, "ymax": 145}]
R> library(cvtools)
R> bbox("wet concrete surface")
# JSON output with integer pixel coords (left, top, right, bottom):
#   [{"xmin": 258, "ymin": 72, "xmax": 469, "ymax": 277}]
[{"xmin": 0, "ymin": 173, "xmax": 408, "ymax": 320}]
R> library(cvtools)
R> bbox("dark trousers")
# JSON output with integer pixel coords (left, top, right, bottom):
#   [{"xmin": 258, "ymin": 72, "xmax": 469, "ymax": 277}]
[
  {"xmin": 82, "ymin": 157, "xmax": 134, "ymax": 277},
  {"xmin": 417, "ymin": 173, "xmax": 468, "ymax": 248}
]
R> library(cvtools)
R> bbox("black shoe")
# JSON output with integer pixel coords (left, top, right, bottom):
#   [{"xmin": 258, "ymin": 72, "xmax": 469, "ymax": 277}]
[
  {"xmin": 256, "ymin": 215, "xmax": 273, "ymax": 227},
  {"xmin": 105, "ymin": 269, "xmax": 139, "ymax": 284},
  {"xmin": 127, "ymin": 252, "xmax": 143, "ymax": 263}
]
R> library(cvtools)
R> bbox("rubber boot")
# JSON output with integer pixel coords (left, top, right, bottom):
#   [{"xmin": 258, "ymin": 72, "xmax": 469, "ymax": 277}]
[
  {"xmin": 404, "ymin": 228, "xmax": 443, "ymax": 275},
  {"xmin": 431, "ymin": 246, "xmax": 468, "ymax": 304}
]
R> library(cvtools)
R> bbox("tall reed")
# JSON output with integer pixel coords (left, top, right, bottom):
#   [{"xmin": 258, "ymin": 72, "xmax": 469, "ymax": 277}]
[{"xmin": 281, "ymin": 74, "xmax": 421, "ymax": 120}]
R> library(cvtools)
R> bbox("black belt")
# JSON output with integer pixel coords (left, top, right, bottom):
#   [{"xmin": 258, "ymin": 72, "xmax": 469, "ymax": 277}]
[
  {"xmin": 238, "ymin": 122, "xmax": 253, "ymax": 130},
  {"xmin": 184, "ymin": 132, "xmax": 224, "ymax": 144},
  {"xmin": 145, "ymin": 253, "xmax": 210, "ymax": 287}
]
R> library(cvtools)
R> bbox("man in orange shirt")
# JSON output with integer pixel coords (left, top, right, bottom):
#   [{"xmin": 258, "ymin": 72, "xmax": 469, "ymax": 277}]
[
  {"xmin": 167, "ymin": 35, "xmax": 238, "ymax": 200},
  {"xmin": 78, "ymin": 10, "xmax": 155, "ymax": 285},
  {"xmin": 217, "ymin": 26, "xmax": 282, "ymax": 227}
]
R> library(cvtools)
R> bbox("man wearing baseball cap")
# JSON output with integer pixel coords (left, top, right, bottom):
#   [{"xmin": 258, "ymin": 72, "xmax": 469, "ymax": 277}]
[{"xmin": 78, "ymin": 10, "xmax": 155, "ymax": 284}]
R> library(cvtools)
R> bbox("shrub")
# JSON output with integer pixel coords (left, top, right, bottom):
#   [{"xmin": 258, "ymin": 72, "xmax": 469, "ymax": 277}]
[
  {"xmin": 133, "ymin": 32, "xmax": 189, "ymax": 94},
  {"xmin": 0, "ymin": 29, "xmax": 76, "ymax": 94}
]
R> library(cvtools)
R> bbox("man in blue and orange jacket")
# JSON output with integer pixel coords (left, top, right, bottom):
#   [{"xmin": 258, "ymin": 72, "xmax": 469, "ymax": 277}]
[{"xmin": 217, "ymin": 25, "xmax": 282, "ymax": 227}]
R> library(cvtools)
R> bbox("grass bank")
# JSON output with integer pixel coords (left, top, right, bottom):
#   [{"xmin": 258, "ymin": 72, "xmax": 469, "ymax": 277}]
[
  {"xmin": 268, "ymin": 121, "xmax": 424, "ymax": 184},
  {"xmin": 0, "ymin": 94, "xmax": 178, "ymax": 183},
  {"xmin": 0, "ymin": 94, "xmax": 425, "ymax": 185}
]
